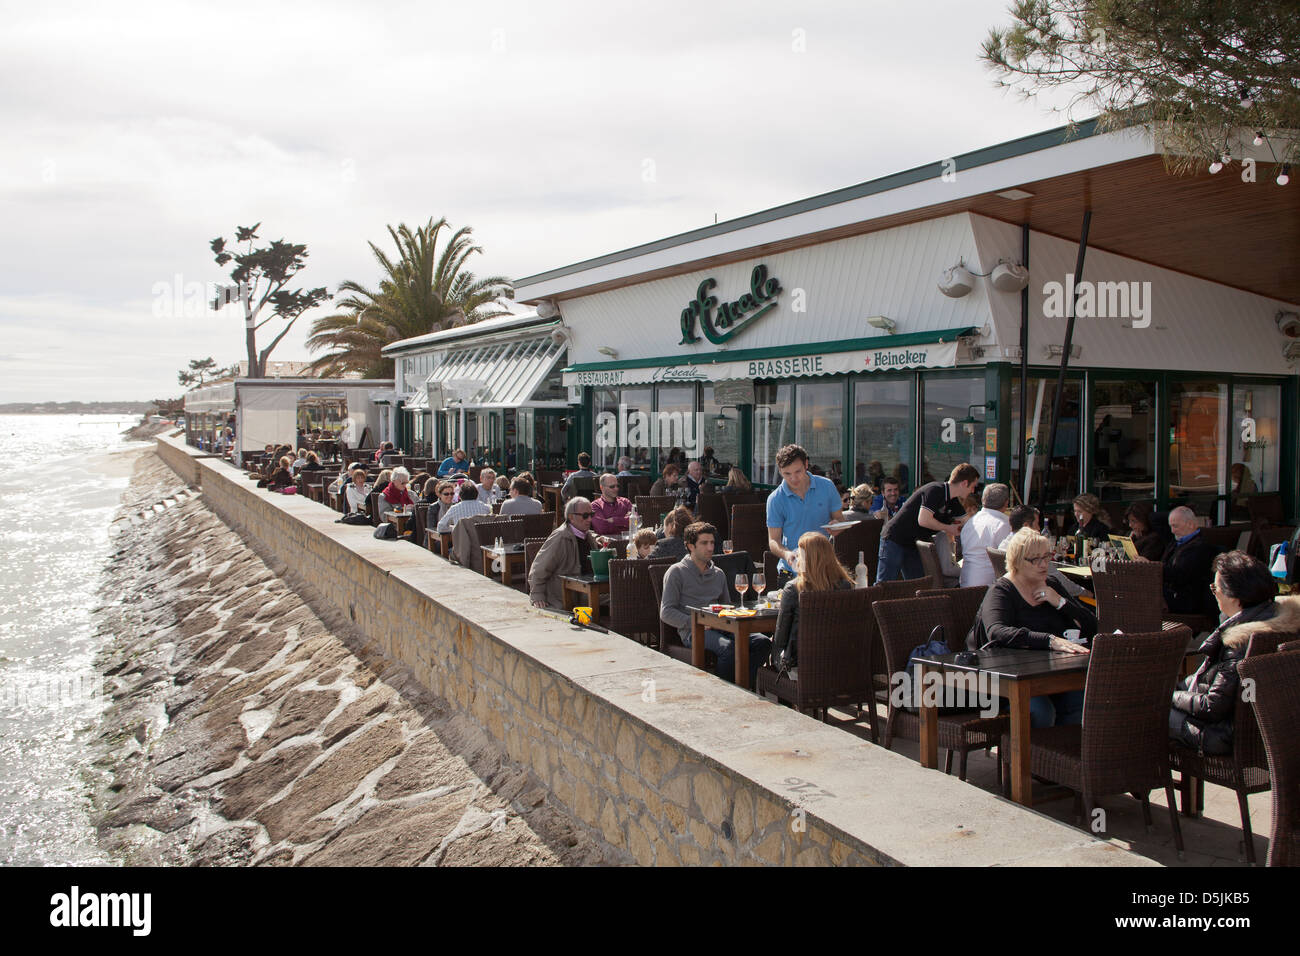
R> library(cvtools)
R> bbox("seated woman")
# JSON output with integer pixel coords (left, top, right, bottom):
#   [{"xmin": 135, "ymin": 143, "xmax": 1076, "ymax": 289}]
[
  {"xmin": 719, "ymin": 467, "xmax": 752, "ymax": 495},
  {"xmin": 842, "ymin": 483, "xmax": 876, "ymax": 522},
  {"xmin": 372, "ymin": 468, "xmax": 393, "ymax": 497},
  {"xmin": 381, "ymin": 466, "xmax": 415, "ymax": 515},
  {"xmin": 1170, "ymin": 551, "xmax": 1300, "ymax": 754},
  {"xmin": 966, "ymin": 528, "xmax": 1094, "ymax": 727},
  {"xmin": 1124, "ymin": 502, "xmax": 1170, "ymax": 561},
  {"xmin": 344, "ymin": 467, "xmax": 372, "ymax": 517},
  {"xmin": 424, "ymin": 479, "xmax": 456, "ymax": 529},
  {"xmin": 649, "ymin": 463, "xmax": 683, "ymax": 497},
  {"xmin": 1067, "ymin": 493, "xmax": 1111, "ymax": 541},
  {"xmin": 771, "ymin": 532, "xmax": 853, "ymax": 671},
  {"xmin": 301, "ymin": 451, "xmax": 325, "ymax": 472},
  {"xmin": 648, "ymin": 507, "xmax": 693, "ymax": 561},
  {"xmin": 264, "ymin": 455, "xmax": 295, "ymax": 491}
]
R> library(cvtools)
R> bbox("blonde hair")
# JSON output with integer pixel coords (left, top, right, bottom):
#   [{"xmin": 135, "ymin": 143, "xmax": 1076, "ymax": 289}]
[
  {"xmin": 725, "ymin": 467, "xmax": 752, "ymax": 492},
  {"xmin": 851, "ymin": 483, "xmax": 874, "ymax": 508},
  {"xmin": 376, "ymin": 469, "xmax": 393, "ymax": 486},
  {"xmin": 1072, "ymin": 493, "xmax": 1108, "ymax": 526},
  {"xmin": 794, "ymin": 532, "xmax": 851, "ymax": 593},
  {"xmin": 1005, "ymin": 528, "xmax": 1051, "ymax": 575}
]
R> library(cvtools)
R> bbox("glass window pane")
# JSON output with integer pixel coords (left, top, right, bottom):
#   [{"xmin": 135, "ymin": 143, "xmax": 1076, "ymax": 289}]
[
  {"xmin": 921, "ymin": 376, "xmax": 985, "ymax": 487},
  {"xmin": 853, "ymin": 377, "xmax": 914, "ymax": 495},
  {"xmin": 1231, "ymin": 384, "xmax": 1280, "ymax": 519},
  {"xmin": 1011, "ymin": 377, "xmax": 1082, "ymax": 509},
  {"xmin": 796, "ymin": 381, "xmax": 844, "ymax": 484},
  {"xmin": 1169, "ymin": 381, "xmax": 1228, "ymax": 513},
  {"xmin": 752, "ymin": 383, "xmax": 793, "ymax": 486},
  {"xmin": 621, "ymin": 387, "xmax": 653, "ymax": 471},
  {"xmin": 700, "ymin": 384, "xmax": 741, "ymax": 480},
  {"xmin": 1091, "ymin": 380, "xmax": 1157, "ymax": 503},
  {"xmin": 655, "ymin": 385, "xmax": 696, "ymax": 469},
  {"xmin": 592, "ymin": 388, "xmax": 619, "ymax": 469}
]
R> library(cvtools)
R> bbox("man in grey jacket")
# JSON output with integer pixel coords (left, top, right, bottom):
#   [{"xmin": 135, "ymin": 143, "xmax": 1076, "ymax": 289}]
[
  {"xmin": 660, "ymin": 522, "xmax": 772, "ymax": 688},
  {"xmin": 529, "ymin": 497, "xmax": 600, "ymax": 609}
]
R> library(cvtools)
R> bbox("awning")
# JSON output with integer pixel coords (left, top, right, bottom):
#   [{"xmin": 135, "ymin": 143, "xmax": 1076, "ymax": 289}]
[
  {"xmin": 427, "ymin": 334, "xmax": 568, "ymax": 408},
  {"xmin": 368, "ymin": 389, "xmax": 400, "ymax": 405},
  {"xmin": 561, "ymin": 327, "xmax": 977, "ymax": 387},
  {"xmin": 401, "ymin": 389, "xmax": 428, "ymax": 412}
]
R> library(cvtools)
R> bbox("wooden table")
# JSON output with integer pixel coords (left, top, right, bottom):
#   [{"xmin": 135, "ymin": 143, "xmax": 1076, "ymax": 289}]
[
  {"xmin": 561, "ymin": 573, "xmax": 609, "ymax": 623},
  {"xmin": 542, "ymin": 485, "xmax": 563, "ymax": 525},
  {"xmin": 482, "ymin": 544, "xmax": 525, "ymax": 585},
  {"xmin": 689, "ymin": 605, "xmax": 779, "ymax": 691},
  {"xmin": 425, "ymin": 528, "xmax": 452, "ymax": 557},
  {"xmin": 385, "ymin": 510, "xmax": 413, "ymax": 536}
]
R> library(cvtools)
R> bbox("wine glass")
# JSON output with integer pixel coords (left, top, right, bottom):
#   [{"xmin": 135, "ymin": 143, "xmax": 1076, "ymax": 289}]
[
  {"xmin": 723, "ymin": 539, "xmax": 733, "ymax": 554},
  {"xmin": 752, "ymin": 572, "xmax": 766, "ymax": 607},
  {"xmin": 735, "ymin": 573, "xmax": 749, "ymax": 607}
]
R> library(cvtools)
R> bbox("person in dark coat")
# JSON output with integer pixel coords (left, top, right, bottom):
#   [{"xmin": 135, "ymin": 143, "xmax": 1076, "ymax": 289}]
[
  {"xmin": 1124, "ymin": 502, "xmax": 1170, "ymax": 562},
  {"xmin": 1067, "ymin": 493, "xmax": 1111, "ymax": 541},
  {"xmin": 1160, "ymin": 506, "xmax": 1222, "ymax": 615},
  {"xmin": 1170, "ymin": 551, "xmax": 1300, "ymax": 754}
]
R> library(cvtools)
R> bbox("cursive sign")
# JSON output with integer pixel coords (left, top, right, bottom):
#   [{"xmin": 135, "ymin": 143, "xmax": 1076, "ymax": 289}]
[{"xmin": 679, "ymin": 264, "xmax": 782, "ymax": 346}]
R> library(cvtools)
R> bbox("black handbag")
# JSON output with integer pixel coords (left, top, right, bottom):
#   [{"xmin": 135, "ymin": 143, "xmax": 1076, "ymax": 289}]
[{"xmin": 373, "ymin": 522, "xmax": 397, "ymax": 539}]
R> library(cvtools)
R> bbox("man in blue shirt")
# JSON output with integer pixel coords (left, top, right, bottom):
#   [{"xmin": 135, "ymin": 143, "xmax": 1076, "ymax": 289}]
[
  {"xmin": 437, "ymin": 448, "xmax": 469, "ymax": 476},
  {"xmin": 766, "ymin": 444, "xmax": 846, "ymax": 584}
]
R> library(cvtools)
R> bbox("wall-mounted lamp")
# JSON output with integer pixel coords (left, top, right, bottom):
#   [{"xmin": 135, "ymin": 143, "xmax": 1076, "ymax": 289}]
[
  {"xmin": 958, "ymin": 402, "xmax": 994, "ymax": 435},
  {"xmin": 713, "ymin": 405, "xmax": 738, "ymax": 430},
  {"xmin": 938, "ymin": 262, "xmax": 975, "ymax": 298},
  {"xmin": 596, "ymin": 346, "xmax": 619, "ymax": 359},
  {"xmin": 865, "ymin": 315, "xmax": 897, "ymax": 334}
]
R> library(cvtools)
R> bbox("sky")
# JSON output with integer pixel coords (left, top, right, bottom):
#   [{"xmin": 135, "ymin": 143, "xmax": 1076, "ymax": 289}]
[{"xmin": 0, "ymin": 0, "xmax": 1081, "ymax": 402}]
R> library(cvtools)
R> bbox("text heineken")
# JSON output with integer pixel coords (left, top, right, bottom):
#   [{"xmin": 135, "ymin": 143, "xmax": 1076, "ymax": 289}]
[{"xmin": 679, "ymin": 264, "xmax": 781, "ymax": 346}]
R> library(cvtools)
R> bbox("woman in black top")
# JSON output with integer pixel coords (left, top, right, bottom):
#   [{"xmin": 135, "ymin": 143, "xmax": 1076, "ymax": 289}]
[
  {"xmin": 966, "ymin": 528, "xmax": 1094, "ymax": 727},
  {"xmin": 1067, "ymin": 493, "xmax": 1111, "ymax": 541},
  {"xmin": 1123, "ymin": 503, "xmax": 1170, "ymax": 562},
  {"xmin": 771, "ymin": 532, "xmax": 853, "ymax": 670}
]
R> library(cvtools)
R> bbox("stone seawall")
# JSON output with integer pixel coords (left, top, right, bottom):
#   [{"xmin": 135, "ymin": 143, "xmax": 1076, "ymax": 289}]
[{"xmin": 158, "ymin": 435, "xmax": 1154, "ymax": 866}]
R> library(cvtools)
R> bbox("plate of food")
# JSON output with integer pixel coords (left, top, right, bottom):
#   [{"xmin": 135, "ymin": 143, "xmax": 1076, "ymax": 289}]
[
  {"xmin": 718, "ymin": 608, "xmax": 757, "ymax": 618},
  {"xmin": 822, "ymin": 521, "xmax": 856, "ymax": 531}
]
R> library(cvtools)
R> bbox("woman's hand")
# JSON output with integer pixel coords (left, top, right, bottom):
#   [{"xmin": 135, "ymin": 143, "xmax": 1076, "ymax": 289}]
[
  {"xmin": 531, "ymin": 599, "xmax": 547, "ymax": 609},
  {"xmin": 1049, "ymin": 636, "xmax": 1089, "ymax": 654}
]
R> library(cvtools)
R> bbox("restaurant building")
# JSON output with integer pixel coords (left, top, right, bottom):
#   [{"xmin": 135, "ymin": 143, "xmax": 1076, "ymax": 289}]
[
  {"xmin": 381, "ymin": 311, "xmax": 572, "ymax": 474},
  {"xmin": 507, "ymin": 120, "xmax": 1299, "ymax": 524}
]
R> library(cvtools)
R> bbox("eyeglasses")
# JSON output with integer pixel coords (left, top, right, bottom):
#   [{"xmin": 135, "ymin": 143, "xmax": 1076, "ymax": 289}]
[
  {"xmin": 572, "ymin": 511, "xmax": 593, "ymax": 518},
  {"xmin": 439, "ymin": 491, "xmax": 454, "ymax": 497},
  {"xmin": 1027, "ymin": 555, "xmax": 1052, "ymax": 567}
]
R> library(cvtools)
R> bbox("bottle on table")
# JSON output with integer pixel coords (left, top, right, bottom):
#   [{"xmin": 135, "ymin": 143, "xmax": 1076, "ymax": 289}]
[{"xmin": 854, "ymin": 551, "xmax": 869, "ymax": 589}]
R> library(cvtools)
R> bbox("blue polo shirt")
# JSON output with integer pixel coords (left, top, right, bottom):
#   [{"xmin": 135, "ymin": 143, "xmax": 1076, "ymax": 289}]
[{"xmin": 766, "ymin": 474, "xmax": 841, "ymax": 573}]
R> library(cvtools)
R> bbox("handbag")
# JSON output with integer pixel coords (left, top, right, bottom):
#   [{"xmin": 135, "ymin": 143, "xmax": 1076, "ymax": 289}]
[{"xmin": 373, "ymin": 522, "xmax": 397, "ymax": 539}]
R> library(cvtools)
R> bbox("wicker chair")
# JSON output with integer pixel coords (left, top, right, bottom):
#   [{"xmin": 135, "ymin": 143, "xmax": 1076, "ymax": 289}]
[
  {"xmin": 1171, "ymin": 629, "xmax": 1296, "ymax": 865},
  {"xmin": 915, "ymin": 540, "xmax": 947, "ymax": 590},
  {"xmin": 696, "ymin": 493, "xmax": 730, "ymax": 541},
  {"xmin": 523, "ymin": 537, "xmax": 547, "ymax": 581},
  {"xmin": 617, "ymin": 475, "xmax": 651, "ymax": 500},
  {"xmin": 1092, "ymin": 560, "xmax": 1165, "ymax": 634},
  {"xmin": 1238, "ymin": 649, "xmax": 1300, "ymax": 866},
  {"xmin": 368, "ymin": 491, "xmax": 384, "ymax": 527},
  {"xmin": 872, "ymin": 594, "xmax": 1009, "ymax": 780},
  {"xmin": 756, "ymin": 588, "xmax": 876, "ymax": 723},
  {"xmin": 834, "ymin": 519, "xmax": 883, "ymax": 585},
  {"xmin": 987, "ymin": 548, "xmax": 1007, "ymax": 578},
  {"xmin": 608, "ymin": 558, "xmax": 661, "ymax": 645},
  {"xmin": 730, "ymin": 503, "xmax": 769, "ymax": 563},
  {"xmin": 914, "ymin": 586, "xmax": 988, "ymax": 651},
  {"xmin": 521, "ymin": 511, "xmax": 555, "ymax": 540},
  {"xmin": 647, "ymin": 560, "xmax": 714, "ymax": 669},
  {"xmin": 635, "ymin": 496, "xmax": 681, "ymax": 524},
  {"xmin": 1001, "ymin": 629, "xmax": 1189, "ymax": 852},
  {"xmin": 569, "ymin": 475, "xmax": 598, "ymax": 500}
]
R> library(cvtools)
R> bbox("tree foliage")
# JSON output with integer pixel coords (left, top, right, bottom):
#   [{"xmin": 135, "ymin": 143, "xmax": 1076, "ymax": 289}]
[
  {"xmin": 178, "ymin": 356, "xmax": 220, "ymax": 388},
  {"xmin": 210, "ymin": 223, "xmax": 330, "ymax": 378},
  {"xmin": 306, "ymin": 217, "xmax": 513, "ymax": 380},
  {"xmin": 982, "ymin": 1, "xmax": 1300, "ymax": 173}
]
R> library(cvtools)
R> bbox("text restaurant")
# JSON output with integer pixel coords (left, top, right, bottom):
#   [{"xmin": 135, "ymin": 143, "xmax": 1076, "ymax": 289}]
[{"xmin": 510, "ymin": 120, "xmax": 1299, "ymax": 527}]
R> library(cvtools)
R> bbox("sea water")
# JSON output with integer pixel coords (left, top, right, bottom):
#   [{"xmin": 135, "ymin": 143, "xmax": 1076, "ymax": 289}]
[{"xmin": 0, "ymin": 414, "xmax": 151, "ymax": 865}]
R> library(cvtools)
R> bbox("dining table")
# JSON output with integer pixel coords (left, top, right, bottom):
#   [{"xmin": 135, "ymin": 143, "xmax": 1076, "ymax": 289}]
[
  {"xmin": 482, "ymin": 543, "xmax": 526, "ymax": 585},
  {"xmin": 385, "ymin": 510, "xmax": 413, "ymax": 536},
  {"xmin": 561, "ymin": 573, "xmax": 610, "ymax": 622},
  {"xmin": 688, "ymin": 604, "xmax": 779, "ymax": 691}
]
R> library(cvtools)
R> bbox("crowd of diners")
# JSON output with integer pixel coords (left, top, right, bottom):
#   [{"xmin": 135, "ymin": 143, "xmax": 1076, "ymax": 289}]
[{"xmin": 245, "ymin": 436, "xmax": 1298, "ymax": 842}]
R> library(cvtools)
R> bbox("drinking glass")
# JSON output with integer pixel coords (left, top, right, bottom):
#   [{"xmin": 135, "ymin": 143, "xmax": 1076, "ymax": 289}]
[
  {"xmin": 752, "ymin": 572, "xmax": 766, "ymax": 606},
  {"xmin": 723, "ymin": 539, "xmax": 733, "ymax": 554},
  {"xmin": 735, "ymin": 573, "xmax": 750, "ymax": 606}
]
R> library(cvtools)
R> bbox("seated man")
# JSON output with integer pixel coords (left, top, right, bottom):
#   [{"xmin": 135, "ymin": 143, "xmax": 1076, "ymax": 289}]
[
  {"xmin": 529, "ymin": 498, "xmax": 597, "ymax": 609},
  {"xmin": 436, "ymin": 481, "xmax": 490, "ymax": 532},
  {"xmin": 869, "ymin": 477, "xmax": 903, "ymax": 521},
  {"xmin": 615, "ymin": 456, "xmax": 636, "ymax": 477},
  {"xmin": 1161, "ymin": 506, "xmax": 1221, "ymax": 615},
  {"xmin": 437, "ymin": 448, "xmax": 469, "ymax": 476},
  {"xmin": 476, "ymin": 468, "xmax": 500, "ymax": 504},
  {"xmin": 500, "ymin": 477, "xmax": 542, "ymax": 515},
  {"xmin": 591, "ymin": 473, "xmax": 632, "ymax": 535},
  {"xmin": 561, "ymin": 452, "xmax": 597, "ymax": 500},
  {"xmin": 960, "ymin": 483, "xmax": 1012, "ymax": 587},
  {"xmin": 996, "ymin": 504, "xmax": 1041, "ymax": 550},
  {"xmin": 682, "ymin": 460, "xmax": 705, "ymax": 510},
  {"xmin": 660, "ymin": 521, "xmax": 772, "ymax": 688}
]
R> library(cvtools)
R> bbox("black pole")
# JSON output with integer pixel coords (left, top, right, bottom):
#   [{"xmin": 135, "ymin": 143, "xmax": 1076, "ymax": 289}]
[
  {"xmin": 1018, "ymin": 223, "xmax": 1029, "ymax": 504},
  {"xmin": 1037, "ymin": 210, "xmax": 1091, "ymax": 517}
]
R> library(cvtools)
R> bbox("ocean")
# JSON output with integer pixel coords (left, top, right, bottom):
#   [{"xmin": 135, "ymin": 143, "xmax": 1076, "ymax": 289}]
[{"xmin": 0, "ymin": 414, "xmax": 152, "ymax": 865}]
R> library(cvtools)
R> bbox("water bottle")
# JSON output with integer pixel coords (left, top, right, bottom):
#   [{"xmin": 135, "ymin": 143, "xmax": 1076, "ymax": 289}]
[
  {"xmin": 854, "ymin": 550, "xmax": 869, "ymax": 589},
  {"xmin": 627, "ymin": 504, "xmax": 639, "ymax": 540}
]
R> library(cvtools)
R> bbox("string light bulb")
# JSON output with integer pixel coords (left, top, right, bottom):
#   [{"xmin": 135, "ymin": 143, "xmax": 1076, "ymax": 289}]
[
  {"xmin": 1239, "ymin": 87, "xmax": 1254, "ymax": 108},
  {"xmin": 1208, "ymin": 158, "xmax": 1223, "ymax": 174},
  {"xmin": 1253, "ymin": 131, "xmax": 1265, "ymax": 146},
  {"xmin": 1278, "ymin": 165, "xmax": 1291, "ymax": 186}
]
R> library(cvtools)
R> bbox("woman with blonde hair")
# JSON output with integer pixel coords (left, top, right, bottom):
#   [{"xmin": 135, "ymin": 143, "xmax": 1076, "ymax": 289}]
[
  {"xmin": 843, "ymin": 483, "xmax": 876, "ymax": 522},
  {"xmin": 720, "ymin": 467, "xmax": 752, "ymax": 494},
  {"xmin": 770, "ymin": 532, "xmax": 852, "ymax": 671},
  {"xmin": 1068, "ymin": 493, "xmax": 1110, "ymax": 541}
]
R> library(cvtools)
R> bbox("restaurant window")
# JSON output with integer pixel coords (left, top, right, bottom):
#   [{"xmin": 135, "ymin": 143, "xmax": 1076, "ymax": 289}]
[
  {"xmin": 752, "ymin": 383, "xmax": 793, "ymax": 486},
  {"xmin": 796, "ymin": 380, "xmax": 844, "ymax": 485},
  {"xmin": 655, "ymin": 385, "xmax": 696, "ymax": 471},
  {"xmin": 1011, "ymin": 377, "xmax": 1082, "ymax": 510},
  {"xmin": 621, "ymin": 387, "xmax": 653, "ymax": 471},
  {"xmin": 1169, "ymin": 380, "xmax": 1228, "ymax": 520},
  {"xmin": 592, "ymin": 388, "xmax": 619, "ymax": 469},
  {"xmin": 853, "ymin": 376, "xmax": 914, "ymax": 494},
  {"xmin": 921, "ymin": 375, "xmax": 985, "ymax": 488},
  {"xmin": 1230, "ymin": 384, "xmax": 1280, "ymax": 519},
  {"xmin": 700, "ymin": 383, "xmax": 741, "ymax": 479},
  {"xmin": 1091, "ymin": 380, "xmax": 1157, "ymax": 502}
]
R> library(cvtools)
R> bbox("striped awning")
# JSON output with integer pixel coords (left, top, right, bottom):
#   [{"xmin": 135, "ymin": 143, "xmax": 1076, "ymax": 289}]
[{"xmin": 426, "ymin": 334, "xmax": 567, "ymax": 408}]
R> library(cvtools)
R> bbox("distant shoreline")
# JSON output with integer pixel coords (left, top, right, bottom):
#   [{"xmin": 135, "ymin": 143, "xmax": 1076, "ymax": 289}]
[{"xmin": 0, "ymin": 403, "xmax": 157, "ymax": 414}]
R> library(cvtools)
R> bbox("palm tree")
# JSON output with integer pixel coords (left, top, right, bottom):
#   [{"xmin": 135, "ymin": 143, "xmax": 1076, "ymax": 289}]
[{"xmin": 306, "ymin": 218, "xmax": 513, "ymax": 378}]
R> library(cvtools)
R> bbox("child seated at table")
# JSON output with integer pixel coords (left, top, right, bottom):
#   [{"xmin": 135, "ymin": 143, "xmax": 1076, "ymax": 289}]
[{"xmin": 633, "ymin": 527, "xmax": 658, "ymax": 559}]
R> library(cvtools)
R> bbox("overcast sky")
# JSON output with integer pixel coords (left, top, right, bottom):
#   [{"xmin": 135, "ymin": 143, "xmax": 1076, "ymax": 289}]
[{"xmin": 0, "ymin": 0, "xmax": 1079, "ymax": 402}]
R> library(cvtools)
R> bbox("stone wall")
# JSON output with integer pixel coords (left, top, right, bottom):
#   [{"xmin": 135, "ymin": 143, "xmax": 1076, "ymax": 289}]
[
  {"xmin": 154, "ymin": 434, "xmax": 215, "ymax": 486},
  {"xmin": 156, "ymin": 434, "xmax": 1153, "ymax": 866}
]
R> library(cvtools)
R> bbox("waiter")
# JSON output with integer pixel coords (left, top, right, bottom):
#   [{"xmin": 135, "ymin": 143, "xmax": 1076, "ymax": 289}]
[{"xmin": 877, "ymin": 463, "xmax": 979, "ymax": 582}]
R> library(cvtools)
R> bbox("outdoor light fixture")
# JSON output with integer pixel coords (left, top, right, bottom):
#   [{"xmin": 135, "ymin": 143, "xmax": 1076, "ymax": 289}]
[
  {"xmin": 535, "ymin": 299, "xmax": 561, "ymax": 319},
  {"xmin": 937, "ymin": 262, "xmax": 975, "ymax": 298},
  {"xmin": 865, "ymin": 315, "xmax": 897, "ymax": 333},
  {"xmin": 1253, "ymin": 131, "xmax": 1265, "ymax": 146},
  {"xmin": 1276, "ymin": 311, "xmax": 1300, "ymax": 337},
  {"xmin": 714, "ymin": 405, "xmax": 738, "ymax": 430},
  {"xmin": 1209, "ymin": 159, "xmax": 1224, "ymax": 174},
  {"xmin": 1278, "ymin": 165, "xmax": 1291, "ymax": 186},
  {"xmin": 1045, "ymin": 344, "xmax": 1082, "ymax": 359},
  {"xmin": 990, "ymin": 259, "xmax": 1030, "ymax": 293},
  {"xmin": 596, "ymin": 346, "xmax": 619, "ymax": 358}
]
